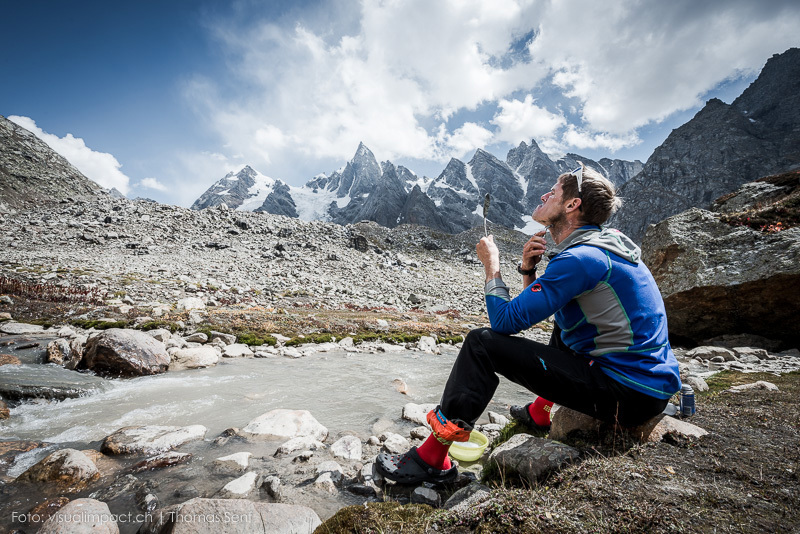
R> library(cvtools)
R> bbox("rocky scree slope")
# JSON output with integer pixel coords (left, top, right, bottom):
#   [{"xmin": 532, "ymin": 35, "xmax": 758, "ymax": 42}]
[
  {"xmin": 613, "ymin": 47, "xmax": 800, "ymax": 242},
  {"xmin": 0, "ymin": 115, "xmax": 103, "ymax": 213},
  {"xmin": 0, "ymin": 194, "xmax": 531, "ymax": 323}
]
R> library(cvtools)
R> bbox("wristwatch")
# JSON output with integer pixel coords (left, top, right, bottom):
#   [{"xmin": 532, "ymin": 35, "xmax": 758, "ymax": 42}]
[{"xmin": 517, "ymin": 262, "xmax": 537, "ymax": 276}]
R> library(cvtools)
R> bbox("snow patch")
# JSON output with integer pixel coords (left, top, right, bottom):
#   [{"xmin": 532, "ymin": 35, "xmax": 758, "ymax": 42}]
[
  {"xmin": 465, "ymin": 163, "xmax": 479, "ymax": 192},
  {"xmin": 517, "ymin": 215, "xmax": 544, "ymax": 236},
  {"xmin": 236, "ymin": 169, "xmax": 277, "ymax": 211}
]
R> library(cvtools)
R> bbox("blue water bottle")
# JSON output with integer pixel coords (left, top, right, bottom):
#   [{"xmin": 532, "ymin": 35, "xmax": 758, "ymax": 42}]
[{"xmin": 680, "ymin": 384, "xmax": 696, "ymax": 417}]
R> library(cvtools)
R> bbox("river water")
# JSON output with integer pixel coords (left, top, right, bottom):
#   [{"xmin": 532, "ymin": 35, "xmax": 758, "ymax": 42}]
[{"xmin": 0, "ymin": 334, "xmax": 532, "ymax": 531}]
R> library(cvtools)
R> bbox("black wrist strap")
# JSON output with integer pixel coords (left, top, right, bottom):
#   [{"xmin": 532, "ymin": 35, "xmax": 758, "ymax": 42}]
[{"xmin": 517, "ymin": 262, "xmax": 537, "ymax": 276}]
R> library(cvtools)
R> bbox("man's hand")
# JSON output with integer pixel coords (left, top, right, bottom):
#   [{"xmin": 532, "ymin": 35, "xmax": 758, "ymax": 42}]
[
  {"xmin": 477, "ymin": 235, "xmax": 501, "ymax": 281},
  {"xmin": 521, "ymin": 230, "xmax": 547, "ymax": 270}
]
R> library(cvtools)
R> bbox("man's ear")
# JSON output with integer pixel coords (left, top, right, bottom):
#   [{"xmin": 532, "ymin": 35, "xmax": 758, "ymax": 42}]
[{"xmin": 565, "ymin": 198, "xmax": 582, "ymax": 212}]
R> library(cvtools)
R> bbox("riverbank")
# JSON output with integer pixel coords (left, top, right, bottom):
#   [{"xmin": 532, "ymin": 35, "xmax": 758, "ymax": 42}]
[{"xmin": 320, "ymin": 369, "xmax": 800, "ymax": 533}]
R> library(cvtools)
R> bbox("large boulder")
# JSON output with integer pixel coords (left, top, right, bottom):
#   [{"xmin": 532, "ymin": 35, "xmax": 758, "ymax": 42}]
[
  {"xmin": 17, "ymin": 449, "xmax": 99, "ymax": 491},
  {"xmin": 487, "ymin": 434, "xmax": 580, "ymax": 484},
  {"xmin": 237, "ymin": 409, "xmax": 328, "ymax": 441},
  {"xmin": 139, "ymin": 498, "xmax": 321, "ymax": 534},
  {"xmin": 81, "ymin": 328, "xmax": 170, "ymax": 376},
  {"xmin": 38, "ymin": 498, "xmax": 119, "ymax": 533},
  {"xmin": 101, "ymin": 425, "xmax": 207, "ymax": 455},
  {"xmin": 642, "ymin": 205, "xmax": 800, "ymax": 348},
  {"xmin": 170, "ymin": 346, "xmax": 219, "ymax": 371},
  {"xmin": 46, "ymin": 338, "xmax": 83, "ymax": 369}
]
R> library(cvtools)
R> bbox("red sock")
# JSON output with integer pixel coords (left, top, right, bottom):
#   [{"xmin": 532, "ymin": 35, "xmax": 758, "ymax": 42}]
[
  {"xmin": 528, "ymin": 396, "xmax": 554, "ymax": 428},
  {"xmin": 415, "ymin": 434, "xmax": 452, "ymax": 470}
]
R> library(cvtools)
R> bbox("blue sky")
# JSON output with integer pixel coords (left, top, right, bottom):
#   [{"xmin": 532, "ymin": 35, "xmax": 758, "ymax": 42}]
[{"xmin": 2, "ymin": 0, "xmax": 798, "ymax": 206}]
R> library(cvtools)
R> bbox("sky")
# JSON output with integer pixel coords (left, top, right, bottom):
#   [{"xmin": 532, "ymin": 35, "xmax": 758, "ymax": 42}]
[{"xmin": 2, "ymin": 0, "xmax": 799, "ymax": 207}]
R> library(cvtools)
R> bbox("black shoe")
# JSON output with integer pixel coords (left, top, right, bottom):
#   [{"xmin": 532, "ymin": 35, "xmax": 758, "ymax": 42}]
[
  {"xmin": 375, "ymin": 447, "xmax": 458, "ymax": 485},
  {"xmin": 510, "ymin": 402, "xmax": 551, "ymax": 431}
]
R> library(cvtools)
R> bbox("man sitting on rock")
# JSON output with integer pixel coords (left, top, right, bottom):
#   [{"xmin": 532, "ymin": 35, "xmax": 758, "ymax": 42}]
[{"xmin": 376, "ymin": 162, "xmax": 681, "ymax": 484}]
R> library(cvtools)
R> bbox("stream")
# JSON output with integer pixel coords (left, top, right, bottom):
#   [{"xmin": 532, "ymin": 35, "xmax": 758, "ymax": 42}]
[{"xmin": 0, "ymin": 333, "xmax": 532, "ymax": 531}]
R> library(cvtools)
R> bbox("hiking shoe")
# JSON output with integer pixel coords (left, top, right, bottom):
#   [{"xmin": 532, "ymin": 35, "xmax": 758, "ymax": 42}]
[
  {"xmin": 375, "ymin": 447, "xmax": 458, "ymax": 485},
  {"xmin": 510, "ymin": 402, "xmax": 551, "ymax": 431}
]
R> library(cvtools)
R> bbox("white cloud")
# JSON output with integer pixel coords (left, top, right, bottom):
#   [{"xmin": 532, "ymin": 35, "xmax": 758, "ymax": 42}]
[
  {"xmin": 8, "ymin": 115, "xmax": 131, "ymax": 194},
  {"xmin": 184, "ymin": 0, "xmax": 800, "ymax": 187},
  {"xmin": 435, "ymin": 122, "xmax": 494, "ymax": 160},
  {"xmin": 491, "ymin": 95, "xmax": 567, "ymax": 145},
  {"xmin": 138, "ymin": 177, "xmax": 168, "ymax": 192},
  {"xmin": 562, "ymin": 126, "xmax": 641, "ymax": 152}
]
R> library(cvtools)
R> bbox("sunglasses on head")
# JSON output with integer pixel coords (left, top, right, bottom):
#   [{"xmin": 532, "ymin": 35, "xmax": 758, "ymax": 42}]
[{"xmin": 570, "ymin": 165, "xmax": 583, "ymax": 193}]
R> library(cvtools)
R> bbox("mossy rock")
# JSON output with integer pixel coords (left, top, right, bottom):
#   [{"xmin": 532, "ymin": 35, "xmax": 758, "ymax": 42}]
[{"xmin": 317, "ymin": 501, "xmax": 434, "ymax": 533}]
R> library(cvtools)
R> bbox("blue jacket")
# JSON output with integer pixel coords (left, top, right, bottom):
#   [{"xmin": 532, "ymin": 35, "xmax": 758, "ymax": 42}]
[{"xmin": 485, "ymin": 226, "xmax": 681, "ymax": 400}]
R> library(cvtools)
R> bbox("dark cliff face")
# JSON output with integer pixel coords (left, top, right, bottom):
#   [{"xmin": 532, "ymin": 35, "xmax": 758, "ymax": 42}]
[
  {"xmin": 191, "ymin": 166, "xmax": 259, "ymax": 210},
  {"xmin": 0, "ymin": 115, "xmax": 102, "ymax": 210},
  {"xmin": 613, "ymin": 48, "xmax": 800, "ymax": 242}
]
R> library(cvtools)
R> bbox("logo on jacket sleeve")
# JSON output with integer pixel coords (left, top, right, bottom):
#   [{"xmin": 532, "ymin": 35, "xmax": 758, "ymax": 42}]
[{"xmin": 530, "ymin": 283, "xmax": 542, "ymax": 292}]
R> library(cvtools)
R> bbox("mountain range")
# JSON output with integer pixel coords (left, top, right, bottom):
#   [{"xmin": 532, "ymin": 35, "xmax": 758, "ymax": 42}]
[{"xmin": 191, "ymin": 141, "xmax": 641, "ymax": 235}]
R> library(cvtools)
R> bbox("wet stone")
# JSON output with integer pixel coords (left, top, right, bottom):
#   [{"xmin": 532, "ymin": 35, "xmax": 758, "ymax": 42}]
[{"xmin": 488, "ymin": 434, "xmax": 580, "ymax": 484}]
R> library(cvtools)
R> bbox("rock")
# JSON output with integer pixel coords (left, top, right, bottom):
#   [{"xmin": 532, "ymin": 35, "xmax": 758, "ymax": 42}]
[
  {"xmin": 392, "ymin": 378, "xmax": 409, "ymax": 394},
  {"xmin": 630, "ymin": 414, "xmax": 709, "ymax": 442},
  {"xmin": 0, "ymin": 365, "xmax": 109, "ymax": 402},
  {"xmin": 17, "ymin": 448, "xmax": 99, "ymax": 491},
  {"xmin": 411, "ymin": 486, "xmax": 441, "ymax": 506},
  {"xmin": 263, "ymin": 475, "xmax": 282, "ymax": 500},
  {"xmin": 129, "ymin": 452, "xmax": 192, "ymax": 473},
  {"xmin": 315, "ymin": 460, "xmax": 344, "ymax": 489},
  {"xmin": 0, "ymin": 353, "xmax": 22, "ymax": 366},
  {"xmin": 238, "ymin": 409, "xmax": 328, "ymax": 441},
  {"xmin": 410, "ymin": 426, "xmax": 431, "ymax": 440},
  {"xmin": 57, "ymin": 326, "xmax": 77, "ymax": 338},
  {"xmin": 686, "ymin": 346, "xmax": 736, "ymax": 361},
  {"xmin": 170, "ymin": 346, "xmax": 219, "ymax": 370},
  {"xmin": 177, "ymin": 297, "xmax": 205, "ymax": 311},
  {"xmin": 0, "ymin": 399, "xmax": 8, "ymax": 420},
  {"xmin": 38, "ymin": 498, "xmax": 119, "ymax": 534},
  {"xmin": 185, "ymin": 332, "xmax": 208, "ymax": 343},
  {"xmin": 488, "ymin": 411, "xmax": 510, "ymax": 426},
  {"xmin": 732, "ymin": 347, "xmax": 770, "ymax": 360},
  {"xmin": 549, "ymin": 407, "xmax": 603, "ymax": 441},
  {"xmin": 217, "ymin": 471, "xmax": 260, "ymax": 498},
  {"xmin": 210, "ymin": 331, "xmax": 236, "ymax": 345},
  {"xmin": 101, "ymin": 425, "xmax": 207, "ymax": 455},
  {"xmin": 381, "ymin": 432, "xmax": 410, "ymax": 454},
  {"xmin": 146, "ymin": 328, "xmax": 172, "ymax": 342},
  {"xmin": 140, "ymin": 498, "xmax": 321, "ymax": 534},
  {"xmin": 26, "ymin": 497, "xmax": 71, "ymax": 529},
  {"xmin": 642, "ymin": 206, "xmax": 800, "ymax": 347},
  {"xmin": 275, "ymin": 436, "xmax": 326, "ymax": 456},
  {"xmin": 81, "ymin": 328, "xmax": 170, "ymax": 377},
  {"xmin": 418, "ymin": 336, "xmax": 438, "ymax": 352},
  {"xmin": 330, "ymin": 435, "xmax": 362, "ymax": 460},
  {"xmin": 0, "ymin": 322, "xmax": 44, "ymax": 335},
  {"xmin": 684, "ymin": 376, "xmax": 709, "ymax": 392},
  {"xmin": 402, "ymin": 402, "xmax": 437, "ymax": 425},
  {"xmin": 729, "ymin": 381, "xmax": 779, "ymax": 392},
  {"xmin": 702, "ymin": 333, "xmax": 783, "ymax": 352},
  {"xmin": 223, "ymin": 343, "xmax": 254, "ymax": 358},
  {"xmin": 314, "ymin": 472, "xmax": 339, "ymax": 493},
  {"xmin": 488, "ymin": 434, "xmax": 580, "ymax": 484},
  {"xmin": 213, "ymin": 452, "xmax": 252, "ymax": 473},
  {"xmin": 444, "ymin": 482, "xmax": 492, "ymax": 512},
  {"xmin": 338, "ymin": 337, "xmax": 354, "ymax": 348},
  {"xmin": 46, "ymin": 338, "xmax": 82, "ymax": 369}
]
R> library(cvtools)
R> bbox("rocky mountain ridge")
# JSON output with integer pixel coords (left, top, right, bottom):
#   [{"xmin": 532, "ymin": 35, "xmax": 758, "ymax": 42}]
[
  {"xmin": 613, "ymin": 47, "xmax": 800, "ymax": 241},
  {"xmin": 191, "ymin": 141, "xmax": 641, "ymax": 235},
  {"xmin": 0, "ymin": 115, "xmax": 103, "ymax": 213}
]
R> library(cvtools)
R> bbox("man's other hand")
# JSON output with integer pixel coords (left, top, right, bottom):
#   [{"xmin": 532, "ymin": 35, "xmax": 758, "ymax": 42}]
[
  {"xmin": 521, "ymin": 230, "xmax": 547, "ymax": 269},
  {"xmin": 477, "ymin": 235, "xmax": 500, "ymax": 278}
]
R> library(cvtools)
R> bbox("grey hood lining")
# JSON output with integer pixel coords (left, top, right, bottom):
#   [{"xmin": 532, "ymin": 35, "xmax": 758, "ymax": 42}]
[{"xmin": 546, "ymin": 226, "xmax": 641, "ymax": 264}]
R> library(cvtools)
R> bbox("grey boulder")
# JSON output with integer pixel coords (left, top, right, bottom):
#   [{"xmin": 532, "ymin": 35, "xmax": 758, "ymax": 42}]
[{"xmin": 81, "ymin": 328, "xmax": 170, "ymax": 377}]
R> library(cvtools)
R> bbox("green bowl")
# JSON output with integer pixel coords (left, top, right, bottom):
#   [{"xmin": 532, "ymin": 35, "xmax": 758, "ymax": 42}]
[{"xmin": 449, "ymin": 430, "xmax": 489, "ymax": 462}]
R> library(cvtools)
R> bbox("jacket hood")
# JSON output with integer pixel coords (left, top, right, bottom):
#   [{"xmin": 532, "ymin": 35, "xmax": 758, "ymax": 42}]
[{"xmin": 546, "ymin": 226, "xmax": 641, "ymax": 264}]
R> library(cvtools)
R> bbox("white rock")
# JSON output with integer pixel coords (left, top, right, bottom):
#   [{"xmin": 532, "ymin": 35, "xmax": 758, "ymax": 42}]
[
  {"xmin": 213, "ymin": 452, "xmax": 252, "ymax": 473},
  {"xmin": 218, "ymin": 471, "xmax": 260, "ymax": 498},
  {"xmin": 686, "ymin": 346, "xmax": 736, "ymax": 361},
  {"xmin": 728, "ymin": 381, "xmax": 779, "ymax": 392},
  {"xmin": 410, "ymin": 426, "xmax": 431, "ymax": 439},
  {"xmin": 239, "ymin": 409, "xmax": 328, "ymax": 441},
  {"xmin": 338, "ymin": 337, "xmax": 354, "ymax": 348},
  {"xmin": 177, "ymin": 297, "xmax": 205, "ymax": 311},
  {"xmin": 38, "ymin": 498, "xmax": 119, "ymax": 533},
  {"xmin": 102, "ymin": 425, "xmax": 207, "ymax": 455},
  {"xmin": 275, "ymin": 436, "xmax": 326, "ymax": 455},
  {"xmin": 185, "ymin": 332, "xmax": 208, "ymax": 343},
  {"xmin": 488, "ymin": 411, "xmax": 510, "ymax": 426},
  {"xmin": 57, "ymin": 326, "xmax": 77, "ymax": 338},
  {"xmin": 732, "ymin": 347, "xmax": 770, "ymax": 360},
  {"xmin": 381, "ymin": 432, "xmax": 410, "ymax": 454},
  {"xmin": 316, "ymin": 460, "xmax": 344, "ymax": 483},
  {"xmin": 402, "ymin": 402, "xmax": 437, "ymax": 425},
  {"xmin": 314, "ymin": 472, "xmax": 338, "ymax": 493},
  {"xmin": 146, "ymin": 328, "xmax": 172, "ymax": 342},
  {"xmin": 223, "ymin": 343, "xmax": 254, "ymax": 358},
  {"xmin": 0, "ymin": 322, "xmax": 44, "ymax": 335},
  {"xmin": 281, "ymin": 347, "xmax": 303, "ymax": 358},
  {"xmin": 170, "ymin": 346, "xmax": 219, "ymax": 371},
  {"xmin": 330, "ymin": 435, "xmax": 362, "ymax": 460}
]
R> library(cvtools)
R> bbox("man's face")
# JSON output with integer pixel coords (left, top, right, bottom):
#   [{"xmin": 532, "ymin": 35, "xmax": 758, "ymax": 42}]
[{"xmin": 532, "ymin": 180, "xmax": 567, "ymax": 226}]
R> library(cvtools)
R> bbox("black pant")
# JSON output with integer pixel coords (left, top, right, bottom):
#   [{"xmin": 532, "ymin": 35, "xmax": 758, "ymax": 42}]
[{"xmin": 440, "ymin": 327, "xmax": 668, "ymax": 428}]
